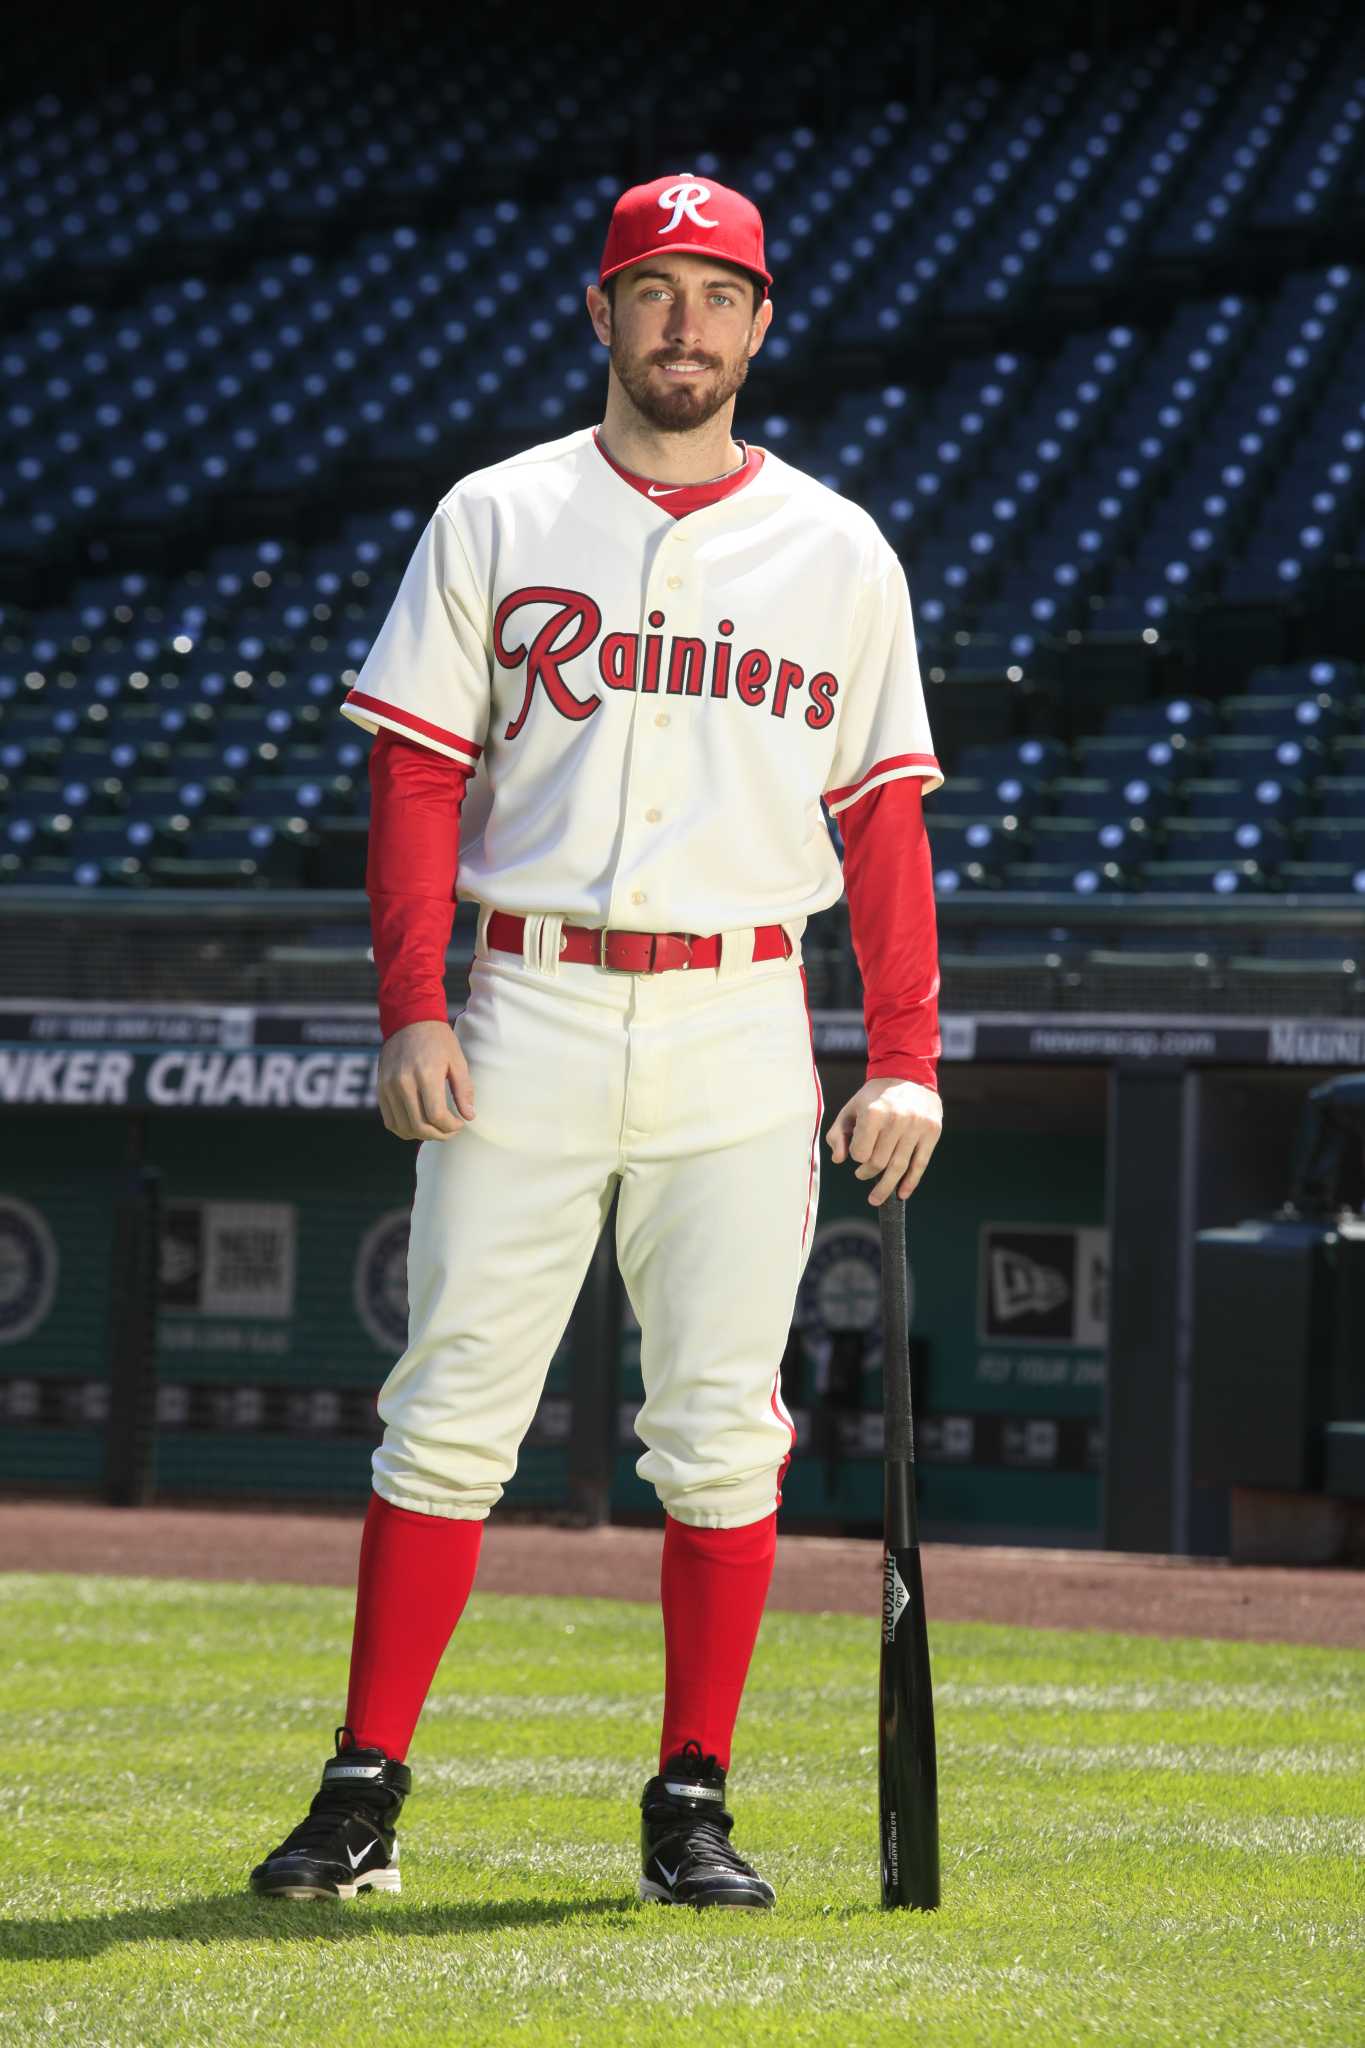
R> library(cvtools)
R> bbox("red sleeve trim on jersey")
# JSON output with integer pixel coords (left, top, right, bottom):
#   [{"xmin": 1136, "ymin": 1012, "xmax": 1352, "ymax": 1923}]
[
  {"xmin": 345, "ymin": 689, "xmax": 483, "ymax": 764},
  {"xmin": 825, "ymin": 752, "xmax": 941, "ymax": 812},
  {"xmin": 839, "ymin": 775, "xmax": 941, "ymax": 1090}
]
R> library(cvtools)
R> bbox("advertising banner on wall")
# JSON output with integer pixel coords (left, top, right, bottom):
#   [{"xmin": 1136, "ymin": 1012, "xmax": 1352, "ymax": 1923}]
[
  {"xmin": 160, "ymin": 1201, "xmax": 298, "ymax": 1320},
  {"xmin": 0, "ymin": 1195, "xmax": 60, "ymax": 1346},
  {"xmin": 978, "ymin": 1224, "xmax": 1108, "ymax": 1350}
]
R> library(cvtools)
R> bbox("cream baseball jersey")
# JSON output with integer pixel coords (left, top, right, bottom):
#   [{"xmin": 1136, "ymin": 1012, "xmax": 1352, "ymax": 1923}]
[{"xmin": 340, "ymin": 427, "xmax": 942, "ymax": 934}]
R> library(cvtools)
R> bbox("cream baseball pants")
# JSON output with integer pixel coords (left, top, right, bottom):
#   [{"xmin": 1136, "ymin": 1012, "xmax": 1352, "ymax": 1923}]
[{"xmin": 372, "ymin": 917, "xmax": 823, "ymax": 1529}]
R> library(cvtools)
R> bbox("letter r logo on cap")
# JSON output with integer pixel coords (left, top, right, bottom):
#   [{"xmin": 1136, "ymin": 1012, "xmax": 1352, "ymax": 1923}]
[
  {"xmin": 657, "ymin": 180, "xmax": 718, "ymax": 236},
  {"xmin": 599, "ymin": 174, "xmax": 771, "ymax": 293}
]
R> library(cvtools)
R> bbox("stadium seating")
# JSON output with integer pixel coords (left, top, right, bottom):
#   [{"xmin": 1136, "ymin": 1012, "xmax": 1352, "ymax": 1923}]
[{"xmin": 2, "ymin": 2, "xmax": 1363, "ymax": 944}]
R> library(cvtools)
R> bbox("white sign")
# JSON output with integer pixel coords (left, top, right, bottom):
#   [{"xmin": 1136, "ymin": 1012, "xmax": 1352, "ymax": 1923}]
[{"xmin": 160, "ymin": 1202, "xmax": 297, "ymax": 1318}]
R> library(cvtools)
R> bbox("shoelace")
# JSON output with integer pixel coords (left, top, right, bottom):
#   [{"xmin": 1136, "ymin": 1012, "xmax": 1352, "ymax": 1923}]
[
  {"xmin": 651, "ymin": 1812, "xmax": 756, "ymax": 1877},
  {"xmin": 275, "ymin": 1784, "xmax": 390, "ymax": 1856},
  {"xmin": 650, "ymin": 1741, "xmax": 754, "ymax": 1871},
  {"xmin": 671, "ymin": 1739, "xmax": 716, "ymax": 1775}
]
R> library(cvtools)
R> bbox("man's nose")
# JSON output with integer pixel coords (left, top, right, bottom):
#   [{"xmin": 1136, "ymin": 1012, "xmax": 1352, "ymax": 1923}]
[{"xmin": 662, "ymin": 297, "xmax": 702, "ymax": 347}]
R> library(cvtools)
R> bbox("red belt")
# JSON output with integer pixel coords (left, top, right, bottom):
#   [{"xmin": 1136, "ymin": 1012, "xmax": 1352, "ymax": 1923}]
[{"xmin": 486, "ymin": 911, "xmax": 792, "ymax": 974}]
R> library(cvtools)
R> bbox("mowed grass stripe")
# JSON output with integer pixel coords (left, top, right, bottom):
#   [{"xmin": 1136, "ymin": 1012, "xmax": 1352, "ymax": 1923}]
[{"xmin": 0, "ymin": 1574, "xmax": 1362, "ymax": 2048}]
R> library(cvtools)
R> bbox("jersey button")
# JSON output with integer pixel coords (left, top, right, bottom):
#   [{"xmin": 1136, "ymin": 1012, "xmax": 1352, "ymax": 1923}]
[
  {"xmin": 645, "ymin": 807, "xmax": 662, "ymax": 823},
  {"xmin": 665, "ymin": 574, "xmax": 683, "ymax": 590},
  {"xmin": 654, "ymin": 712, "xmax": 670, "ymax": 728},
  {"xmin": 630, "ymin": 890, "xmax": 647, "ymax": 906}
]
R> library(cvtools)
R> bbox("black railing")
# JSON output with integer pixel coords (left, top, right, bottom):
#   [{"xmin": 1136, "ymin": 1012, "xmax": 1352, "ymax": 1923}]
[{"xmin": 0, "ymin": 886, "xmax": 1361, "ymax": 1017}]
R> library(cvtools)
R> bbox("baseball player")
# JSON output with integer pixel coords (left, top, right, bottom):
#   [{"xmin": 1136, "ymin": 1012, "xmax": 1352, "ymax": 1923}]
[{"xmin": 251, "ymin": 174, "xmax": 944, "ymax": 1910}]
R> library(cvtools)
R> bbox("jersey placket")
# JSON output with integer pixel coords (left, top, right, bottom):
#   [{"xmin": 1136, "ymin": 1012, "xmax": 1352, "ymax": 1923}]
[{"xmin": 607, "ymin": 518, "xmax": 701, "ymax": 932}]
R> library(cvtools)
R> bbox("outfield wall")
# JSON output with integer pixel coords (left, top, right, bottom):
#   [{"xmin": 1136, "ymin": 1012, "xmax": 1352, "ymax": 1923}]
[{"xmin": 0, "ymin": 1001, "xmax": 1342, "ymax": 1549}]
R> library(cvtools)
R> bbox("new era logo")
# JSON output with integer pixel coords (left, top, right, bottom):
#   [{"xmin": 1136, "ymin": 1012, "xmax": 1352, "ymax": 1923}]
[
  {"xmin": 979, "ymin": 1224, "xmax": 1109, "ymax": 1348},
  {"xmin": 989, "ymin": 1249, "xmax": 1070, "ymax": 1323}
]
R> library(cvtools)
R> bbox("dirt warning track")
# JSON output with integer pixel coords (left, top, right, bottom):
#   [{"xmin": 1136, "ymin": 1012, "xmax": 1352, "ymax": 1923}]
[{"xmin": 2, "ymin": 1499, "xmax": 1361, "ymax": 1648}]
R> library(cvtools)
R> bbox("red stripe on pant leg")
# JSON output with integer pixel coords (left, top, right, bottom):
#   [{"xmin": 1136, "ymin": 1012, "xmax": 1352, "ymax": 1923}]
[
  {"xmin": 770, "ymin": 1369, "xmax": 797, "ymax": 1507},
  {"xmin": 798, "ymin": 964, "xmax": 824, "ymax": 1256},
  {"xmin": 772, "ymin": 963, "xmax": 824, "ymax": 1510}
]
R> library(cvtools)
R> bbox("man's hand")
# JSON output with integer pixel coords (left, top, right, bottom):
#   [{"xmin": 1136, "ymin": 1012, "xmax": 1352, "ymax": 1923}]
[
  {"xmin": 377, "ymin": 1019, "xmax": 476, "ymax": 1142},
  {"xmin": 825, "ymin": 1076, "xmax": 942, "ymax": 1207}
]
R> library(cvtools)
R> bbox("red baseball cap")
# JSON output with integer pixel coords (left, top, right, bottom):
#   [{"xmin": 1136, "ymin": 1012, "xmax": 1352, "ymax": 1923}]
[{"xmin": 600, "ymin": 174, "xmax": 772, "ymax": 296}]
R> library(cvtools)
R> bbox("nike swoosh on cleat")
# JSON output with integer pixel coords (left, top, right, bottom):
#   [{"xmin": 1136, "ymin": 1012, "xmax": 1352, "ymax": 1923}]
[
  {"xmin": 347, "ymin": 1838, "xmax": 378, "ymax": 1870},
  {"xmin": 654, "ymin": 1859, "xmax": 682, "ymax": 1889}
]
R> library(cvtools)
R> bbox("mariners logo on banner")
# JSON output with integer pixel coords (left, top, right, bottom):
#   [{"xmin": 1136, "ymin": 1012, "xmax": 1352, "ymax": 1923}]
[
  {"xmin": 0, "ymin": 1197, "xmax": 59, "ymax": 1345},
  {"xmin": 797, "ymin": 1218, "xmax": 912, "ymax": 1399},
  {"xmin": 799, "ymin": 1219, "xmax": 903, "ymax": 1340},
  {"xmin": 354, "ymin": 1210, "xmax": 412, "ymax": 1353}
]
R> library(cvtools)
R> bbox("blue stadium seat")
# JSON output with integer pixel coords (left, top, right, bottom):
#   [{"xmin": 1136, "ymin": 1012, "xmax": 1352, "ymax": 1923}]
[
  {"xmin": 1204, "ymin": 734, "xmax": 1325, "ymax": 777},
  {"xmin": 1106, "ymin": 697, "xmax": 1216, "ymax": 742},
  {"xmin": 1031, "ymin": 817, "xmax": 1153, "ymax": 866},
  {"xmin": 1279, "ymin": 862, "xmax": 1365, "ymax": 895},
  {"xmin": 1051, "ymin": 774, "xmax": 1174, "ymax": 824},
  {"xmin": 1075, "ymin": 734, "xmax": 1199, "ymax": 776},
  {"xmin": 1301, "ymin": 822, "xmax": 1365, "ymax": 863},
  {"xmin": 1141, "ymin": 860, "xmax": 1268, "ymax": 895},
  {"xmin": 1221, "ymin": 694, "xmax": 1348, "ymax": 742},
  {"xmin": 1001, "ymin": 860, "xmax": 1129, "ymax": 895},
  {"xmin": 958, "ymin": 736, "xmax": 1068, "ymax": 781},
  {"xmin": 1183, "ymin": 775, "xmax": 1306, "ymax": 825},
  {"xmin": 1163, "ymin": 818, "xmax": 1289, "ymax": 867}
]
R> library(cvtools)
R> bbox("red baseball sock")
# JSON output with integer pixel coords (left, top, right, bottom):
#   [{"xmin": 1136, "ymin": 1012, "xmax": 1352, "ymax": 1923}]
[
  {"xmin": 658, "ymin": 1511, "xmax": 778, "ymax": 1773},
  {"xmin": 342, "ymin": 1492, "xmax": 483, "ymax": 1761}
]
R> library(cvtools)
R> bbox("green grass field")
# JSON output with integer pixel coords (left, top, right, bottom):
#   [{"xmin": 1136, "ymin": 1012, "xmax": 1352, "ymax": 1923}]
[{"xmin": 1, "ymin": 1574, "xmax": 1362, "ymax": 2047}]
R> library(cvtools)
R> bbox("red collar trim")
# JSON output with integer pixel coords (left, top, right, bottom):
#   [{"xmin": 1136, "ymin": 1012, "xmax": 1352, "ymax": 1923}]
[{"xmin": 593, "ymin": 429, "xmax": 764, "ymax": 518}]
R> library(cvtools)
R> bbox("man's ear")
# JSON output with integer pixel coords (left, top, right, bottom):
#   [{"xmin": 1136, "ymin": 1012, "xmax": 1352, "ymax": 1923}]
[
  {"xmin": 748, "ymin": 296, "xmax": 774, "ymax": 359},
  {"xmin": 586, "ymin": 283, "xmax": 613, "ymax": 348}
]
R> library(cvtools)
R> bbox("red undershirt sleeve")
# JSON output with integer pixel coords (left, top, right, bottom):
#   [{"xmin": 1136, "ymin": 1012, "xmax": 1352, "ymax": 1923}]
[
  {"xmin": 365, "ymin": 727, "xmax": 471, "ymax": 1042},
  {"xmin": 838, "ymin": 774, "xmax": 942, "ymax": 1091}
]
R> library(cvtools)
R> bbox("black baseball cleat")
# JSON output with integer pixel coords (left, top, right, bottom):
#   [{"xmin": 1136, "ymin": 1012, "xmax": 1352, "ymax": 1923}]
[
  {"xmin": 250, "ymin": 1728, "xmax": 411, "ymax": 1900},
  {"xmin": 639, "ymin": 1740, "xmax": 776, "ymax": 1910}
]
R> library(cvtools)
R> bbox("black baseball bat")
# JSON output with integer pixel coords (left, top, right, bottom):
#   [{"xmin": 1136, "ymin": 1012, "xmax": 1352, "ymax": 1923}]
[{"xmin": 877, "ymin": 1194, "xmax": 940, "ymax": 1911}]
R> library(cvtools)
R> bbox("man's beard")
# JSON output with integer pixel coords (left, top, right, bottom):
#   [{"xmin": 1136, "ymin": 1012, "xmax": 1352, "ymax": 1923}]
[{"xmin": 609, "ymin": 339, "xmax": 750, "ymax": 434}]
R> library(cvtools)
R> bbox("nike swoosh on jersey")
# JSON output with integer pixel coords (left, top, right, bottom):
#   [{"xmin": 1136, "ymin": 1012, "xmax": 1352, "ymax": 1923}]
[{"xmin": 646, "ymin": 484, "xmax": 681, "ymax": 498}]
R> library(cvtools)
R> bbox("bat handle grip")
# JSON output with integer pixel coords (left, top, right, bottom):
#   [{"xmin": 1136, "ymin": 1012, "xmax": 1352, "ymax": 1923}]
[
  {"xmin": 879, "ymin": 1197, "xmax": 915, "ymax": 1466},
  {"xmin": 880, "ymin": 1197, "xmax": 921, "ymax": 1549}
]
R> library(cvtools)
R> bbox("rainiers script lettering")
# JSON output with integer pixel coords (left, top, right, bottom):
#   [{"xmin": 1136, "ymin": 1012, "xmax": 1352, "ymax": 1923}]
[{"xmin": 489, "ymin": 585, "xmax": 840, "ymax": 740}]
